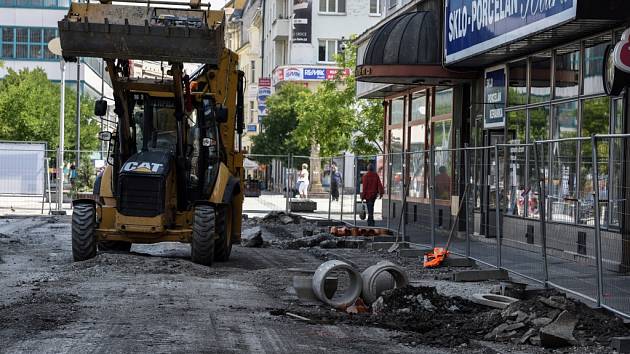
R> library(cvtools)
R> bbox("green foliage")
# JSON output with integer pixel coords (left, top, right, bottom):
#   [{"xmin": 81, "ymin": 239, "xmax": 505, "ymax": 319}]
[
  {"xmin": 250, "ymin": 83, "xmax": 311, "ymax": 163},
  {"xmin": 292, "ymin": 38, "xmax": 384, "ymax": 157},
  {"xmin": 76, "ymin": 154, "xmax": 96, "ymax": 192},
  {"xmin": 0, "ymin": 67, "xmax": 100, "ymax": 152}
]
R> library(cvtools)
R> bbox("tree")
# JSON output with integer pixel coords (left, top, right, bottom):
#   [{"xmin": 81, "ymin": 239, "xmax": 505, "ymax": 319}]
[
  {"xmin": 250, "ymin": 83, "xmax": 311, "ymax": 162},
  {"xmin": 0, "ymin": 67, "xmax": 99, "ymax": 153},
  {"xmin": 292, "ymin": 38, "xmax": 384, "ymax": 157}
]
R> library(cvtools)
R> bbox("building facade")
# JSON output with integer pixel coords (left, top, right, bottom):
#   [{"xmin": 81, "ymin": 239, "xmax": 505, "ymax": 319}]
[
  {"xmin": 0, "ymin": 0, "xmax": 113, "ymax": 101},
  {"xmin": 262, "ymin": 0, "xmax": 383, "ymax": 90},
  {"xmin": 356, "ymin": 0, "xmax": 630, "ymax": 276},
  {"xmin": 225, "ymin": 0, "xmax": 263, "ymax": 153}
]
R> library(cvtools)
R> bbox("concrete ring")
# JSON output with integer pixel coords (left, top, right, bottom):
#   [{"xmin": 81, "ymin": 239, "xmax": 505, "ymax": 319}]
[
  {"xmin": 311, "ymin": 260, "xmax": 362, "ymax": 308},
  {"xmin": 361, "ymin": 261, "xmax": 409, "ymax": 304},
  {"xmin": 471, "ymin": 293, "xmax": 519, "ymax": 309}
]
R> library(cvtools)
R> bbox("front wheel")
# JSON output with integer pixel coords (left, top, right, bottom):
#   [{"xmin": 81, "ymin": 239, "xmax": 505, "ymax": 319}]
[
  {"xmin": 191, "ymin": 205, "xmax": 216, "ymax": 266},
  {"xmin": 214, "ymin": 206, "xmax": 231, "ymax": 262},
  {"xmin": 72, "ymin": 203, "xmax": 97, "ymax": 261}
]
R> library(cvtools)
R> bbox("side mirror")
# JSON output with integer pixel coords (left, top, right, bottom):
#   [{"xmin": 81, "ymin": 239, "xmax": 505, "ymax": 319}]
[
  {"xmin": 94, "ymin": 99, "xmax": 107, "ymax": 116},
  {"xmin": 98, "ymin": 131, "xmax": 112, "ymax": 141}
]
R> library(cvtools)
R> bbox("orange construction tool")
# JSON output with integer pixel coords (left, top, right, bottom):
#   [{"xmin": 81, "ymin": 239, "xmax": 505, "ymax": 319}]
[{"xmin": 423, "ymin": 184, "xmax": 469, "ymax": 268}]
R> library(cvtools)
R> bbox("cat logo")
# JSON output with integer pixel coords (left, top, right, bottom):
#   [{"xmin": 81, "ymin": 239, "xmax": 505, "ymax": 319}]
[{"xmin": 122, "ymin": 161, "xmax": 163, "ymax": 173}]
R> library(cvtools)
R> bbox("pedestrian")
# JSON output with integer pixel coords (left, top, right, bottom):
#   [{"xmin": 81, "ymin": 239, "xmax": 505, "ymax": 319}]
[
  {"xmin": 330, "ymin": 163, "xmax": 342, "ymax": 201},
  {"xmin": 69, "ymin": 164, "xmax": 77, "ymax": 188},
  {"xmin": 435, "ymin": 166, "xmax": 451, "ymax": 200},
  {"xmin": 361, "ymin": 163, "xmax": 384, "ymax": 227},
  {"xmin": 298, "ymin": 163, "xmax": 309, "ymax": 198}
]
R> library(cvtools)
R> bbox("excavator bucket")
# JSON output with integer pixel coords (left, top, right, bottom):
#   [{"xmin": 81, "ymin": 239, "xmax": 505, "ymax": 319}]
[{"xmin": 57, "ymin": 2, "xmax": 225, "ymax": 64}]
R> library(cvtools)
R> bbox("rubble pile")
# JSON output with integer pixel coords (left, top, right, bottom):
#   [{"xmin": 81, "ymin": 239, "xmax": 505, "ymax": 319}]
[
  {"xmin": 241, "ymin": 212, "xmax": 367, "ymax": 250},
  {"xmin": 274, "ymin": 286, "xmax": 629, "ymax": 349}
]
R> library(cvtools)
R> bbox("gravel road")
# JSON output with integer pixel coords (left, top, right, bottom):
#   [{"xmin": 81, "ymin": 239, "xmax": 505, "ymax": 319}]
[{"xmin": 0, "ymin": 216, "xmax": 443, "ymax": 354}]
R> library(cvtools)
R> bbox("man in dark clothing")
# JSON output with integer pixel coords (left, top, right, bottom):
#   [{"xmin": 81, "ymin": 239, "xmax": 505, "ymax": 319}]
[
  {"xmin": 435, "ymin": 165, "xmax": 451, "ymax": 200},
  {"xmin": 361, "ymin": 163, "xmax": 384, "ymax": 226},
  {"xmin": 330, "ymin": 163, "xmax": 342, "ymax": 201}
]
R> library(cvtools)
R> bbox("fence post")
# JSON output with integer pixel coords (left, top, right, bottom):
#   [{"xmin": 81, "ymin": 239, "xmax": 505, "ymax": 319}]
[
  {"xmin": 353, "ymin": 155, "xmax": 358, "ymax": 227},
  {"xmin": 591, "ymin": 135, "xmax": 604, "ymax": 307},
  {"xmin": 534, "ymin": 142, "xmax": 549, "ymax": 286},
  {"xmin": 340, "ymin": 153, "xmax": 345, "ymax": 222},
  {"xmin": 387, "ymin": 152, "xmax": 393, "ymax": 230},
  {"xmin": 464, "ymin": 146, "xmax": 471, "ymax": 258},
  {"xmin": 430, "ymin": 146, "xmax": 436, "ymax": 248},
  {"xmin": 285, "ymin": 154, "xmax": 291, "ymax": 213},
  {"xmin": 328, "ymin": 156, "xmax": 333, "ymax": 221},
  {"xmin": 494, "ymin": 145, "xmax": 502, "ymax": 269},
  {"xmin": 401, "ymin": 150, "xmax": 407, "ymax": 242}
]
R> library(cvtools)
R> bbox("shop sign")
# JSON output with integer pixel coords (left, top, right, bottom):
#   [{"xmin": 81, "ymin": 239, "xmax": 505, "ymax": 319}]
[
  {"xmin": 284, "ymin": 67, "xmax": 303, "ymax": 81},
  {"xmin": 484, "ymin": 66, "xmax": 506, "ymax": 129},
  {"xmin": 258, "ymin": 77, "xmax": 271, "ymax": 87},
  {"xmin": 257, "ymin": 77, "xmax": 272, "ymax": 116},
  {"xmin": 604, "ymin": 28, "xmax": 630, "ymax": 96},
  {"xmin": 303, "ymin": 67, "xmax": 326, "ymax": 80},
  {"xmin": 247, "ymin": 124, "xmax": 257, "ymax": 133},
  {"xmin": 445, "ymin": 0, "xmax": 577, "ymax": 64},
  {"xmin": 325, "ymin": 68, "xmax": 351, "ymax": 80},
  {"xmin": 292, "ymin": 0, "xmax": 312, "ymax": 43}
]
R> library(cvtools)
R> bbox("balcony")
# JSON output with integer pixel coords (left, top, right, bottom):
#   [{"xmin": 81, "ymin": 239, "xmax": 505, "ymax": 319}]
[{"xmin": 271, "ymin": 18, "xmax": 290, "ymax": 40}]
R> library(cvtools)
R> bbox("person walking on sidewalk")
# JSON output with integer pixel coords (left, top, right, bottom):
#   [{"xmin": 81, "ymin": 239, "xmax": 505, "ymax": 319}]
[
  {"xmin": 330, "ymin": 163, "xmax": 342, "ymax": 201},
  {"xmin": 361, "ymin": 163, "xmax": 384, "ymax": 226},
  {"xmin": 298, "ymin": 163, "xmax": 310, "ymax": 199}
]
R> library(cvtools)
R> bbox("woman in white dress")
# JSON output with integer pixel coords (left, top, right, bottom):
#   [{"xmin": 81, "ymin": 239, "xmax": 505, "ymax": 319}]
[{"xmin": 298, "ymin": 163, "xmax": 309, "ymax": 198}]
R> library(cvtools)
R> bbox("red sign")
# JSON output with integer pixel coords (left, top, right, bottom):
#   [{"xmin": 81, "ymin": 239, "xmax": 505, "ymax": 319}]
[
  {"xmin": 258, "ymin": 77, "xmax": 271, "ymax": 87},
  {"xmin": 614, "ymin": 28, "xmax": 630, "ymax": 73},
  {"xmin": 324, "ymin": 68, "xmax": 351, "ymax": 80}
]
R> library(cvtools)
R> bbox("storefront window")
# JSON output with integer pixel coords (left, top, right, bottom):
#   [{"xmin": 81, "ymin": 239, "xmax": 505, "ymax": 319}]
[
  {"xmin": 389, "ymin": 128, "xmax": 403, "ymax": 198},
  {"xmin": 391, "ymin": 98, "xmax": 404, "ymax": 125},
  {"xmin": 578, "ymin": 97, "xmax": 610, "ymax": 224},
  {"xmin": 550, "ymin": 101, "xmax": 578, "ymax": 222},
  {"xmin": 555, "ymin": 47, "xmax": 580, "ymax": 99},
  {"xmin": 610, "ymin": 99, "xmax": 624, "ymax": 227},
  {"xmin": 508, "ymin": 60, "xmax": 527, "ymax": 106},
  {"xmin": 506, "ymin": 110, "xmax": 527, "ymax": 216},
  {"xmin": 433, "ymin": 120, "xmax": 451, "ymax": 200},
  {"xmin": 411, "ymin": 91, "xmax": 426, "ymax": 122},
  {"xmin": 530, "ymin": 53, "xmax": 551, "ymax": 103},
  {"xmin": 434, "ymin": 89, "xmax": 453, "ymax": 116},
  {"xmin": 409, "ymin": 124, "xmax": 426, "ymax": 198},
  {"xmin": 583, "ymin": 38, "xmax": 609, "ymax": 95}
]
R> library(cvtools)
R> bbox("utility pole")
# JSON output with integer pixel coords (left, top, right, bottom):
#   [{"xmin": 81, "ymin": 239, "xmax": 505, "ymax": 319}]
[
  {"xmin": 58, "ymin": 59, "xmax": 66, "ymax": 212},
  {"xmin": 100, "ymin": 59, "xmax": 105, "ymax": 159},
  {"xmin": 76, "ymin": 59, "xmax": 81, "ymax": 167}
]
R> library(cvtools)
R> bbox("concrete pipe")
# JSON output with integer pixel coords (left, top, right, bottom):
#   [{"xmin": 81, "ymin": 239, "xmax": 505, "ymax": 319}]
[
  {"xmin": 361, "ymin": 261, "xmax": 409, "ymax": 304},
  {"xmin": 311, "ymin": 260, "xmax": 362, "ymax": 308}
]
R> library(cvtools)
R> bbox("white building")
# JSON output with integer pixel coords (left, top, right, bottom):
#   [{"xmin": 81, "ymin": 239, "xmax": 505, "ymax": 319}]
[
  {"xmin": 0, "ymin": 1, "xmax": 114, "ymax": 102},
  {"xmin": 262, "ymin": 0, "xmax": 383, "ymax": 89}
]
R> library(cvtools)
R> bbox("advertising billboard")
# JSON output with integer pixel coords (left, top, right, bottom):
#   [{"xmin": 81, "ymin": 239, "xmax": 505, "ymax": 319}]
[{"xmin": 293, "ymin": 0, "xmax": 312, "ymax": 43}]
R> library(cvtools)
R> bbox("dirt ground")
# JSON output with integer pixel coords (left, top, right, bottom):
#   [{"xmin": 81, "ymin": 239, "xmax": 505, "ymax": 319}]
[{"xmin": 0, "ymin": 215, "xmax": 625, "ymax": 353}]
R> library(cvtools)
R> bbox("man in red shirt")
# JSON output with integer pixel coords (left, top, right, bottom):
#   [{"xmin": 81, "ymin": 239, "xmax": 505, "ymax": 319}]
[{"xmin": 361, "ymin": 163, "xmax": 384, "ymax": 226}]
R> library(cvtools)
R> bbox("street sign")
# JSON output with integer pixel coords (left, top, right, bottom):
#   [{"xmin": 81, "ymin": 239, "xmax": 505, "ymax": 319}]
[{"xmin": 484, "ymin": 66, "xmax": 506, "ymax": 129}]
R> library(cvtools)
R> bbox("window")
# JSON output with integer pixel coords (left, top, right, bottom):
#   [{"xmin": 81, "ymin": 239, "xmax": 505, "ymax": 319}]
[
  {"xmin": 388, "ymin": 0, "xmax": 397, "ymax": 9},
  {"xmin": 319, "ymin": 0, "xmax": 345, "ymax": 13},
  {"xmin": 0, "ymin": 0, "xmax": 70, "ymax": 8},
  {"xmin": 250, "ymin": 60, "xmax": 256, "ymax": 84},
  {"xmin": 583, "ymin": 37, "xmax": 609, "ymax": 95},
  {"xmin": 530, "ymin": 53, "xmax": 551, "ymax": 103},
  {"xmin": 369, "ymin": 0, "xmax": 380, "ymax": 15},
  {"xmin": 0, "ymin": 27, "xmax": 58, "ymax": 60},
  {"xmin": 411, "ymin": 91, "xmax": 426, "ymax": 122},
  {"xmin": 433, "ymin": 120, "xmax": 452, "ymax": 200},
  {"xmin": 249, "ymin": 101, "xmax": 255, "ymax": 124},
  {"xmin": 318, "ymin": 39, "xmax": 338, "ymax": 63},
  {"xmin": 389, "ymin": 128, "xmax": 403, "ymax": 198},
  {"xmin": 390, "ymin": 98, "xmax": 404, "ymax": 125},
  {"xmin": 508, "ymin": 60, "xmax": 527, "ymax": 106},
  {"xmin": 555, "ymin": 46, "xmax": 580, "ymax": 99},
  {"xmin": 434, "ymin": 89, "xmax": 453, "ymax": 116}
]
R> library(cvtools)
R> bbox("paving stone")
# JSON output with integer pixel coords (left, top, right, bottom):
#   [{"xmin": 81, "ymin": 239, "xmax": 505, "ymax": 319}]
[
  {"xmin": 442, "ymin": 256, "xmax": 476, "ymax": 267},
  {"xmin": 452, "ymin": 269, "xmax": 509, "ymax": 282},
  {"xmin": 540, "ymin": 310, "xmax": 578, "ymax": 348}
]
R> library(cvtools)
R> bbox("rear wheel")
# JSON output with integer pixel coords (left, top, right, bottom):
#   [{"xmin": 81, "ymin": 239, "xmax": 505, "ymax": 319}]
[
  {"xmin": 98, "ymin": 241, "xmax": 132, "ymax": 252},
  {"xmin": 191, "ymin": 205, "xmax": 216, "ymax": 266},
  {"xmin": 214, "ymin": 206, "xmax": 232, "ymax": 262},
  {"xmin": 72, "ymin": 203, "xmax": 97, "ymax": 261}
]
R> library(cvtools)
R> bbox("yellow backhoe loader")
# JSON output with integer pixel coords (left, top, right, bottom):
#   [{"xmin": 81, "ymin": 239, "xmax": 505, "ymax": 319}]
[{"xmin": 59, "ymin": 0, "xmax": 245, "ymax": 266}]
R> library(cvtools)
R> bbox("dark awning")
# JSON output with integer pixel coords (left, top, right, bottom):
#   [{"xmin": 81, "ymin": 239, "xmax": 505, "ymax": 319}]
[{"xmin": 356, "ymin": 11, "xmax": 478, "ymax": 85}]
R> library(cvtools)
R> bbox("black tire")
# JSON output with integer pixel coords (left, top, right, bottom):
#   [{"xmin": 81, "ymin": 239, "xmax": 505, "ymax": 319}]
[
  {"xmin": 98, "ymin": 241, "xmax": 132, "ymax": 252},
  {"xmin": 214, "ymin": 206, "xmax": 232, "ymax": 262},
  {"xmin": 191, "ymin": 205, "xmax": 216, "ymax": 266},
  {"xmin": 72, "ymin": 203, "xmax": 97, "ymax": 261}
]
